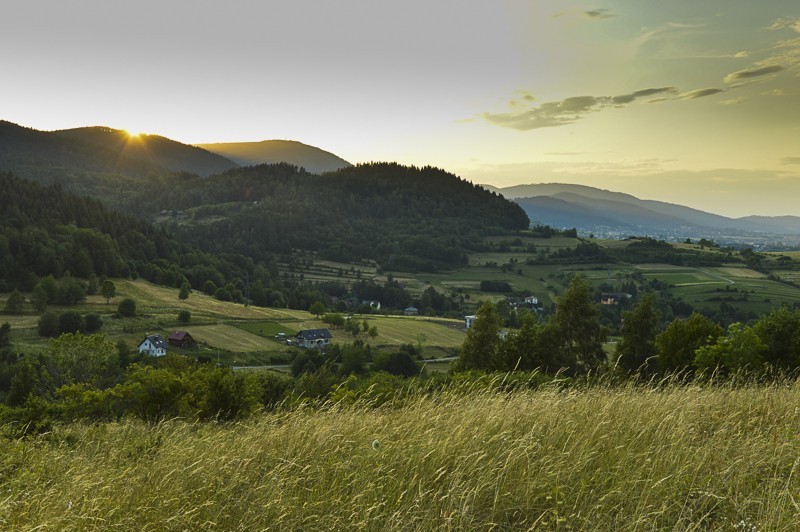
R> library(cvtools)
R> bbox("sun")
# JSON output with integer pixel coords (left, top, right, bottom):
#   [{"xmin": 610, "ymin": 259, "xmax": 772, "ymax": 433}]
[{"xmin": 124, "ymin": 129, "xmax": 143, "ymax": 139}]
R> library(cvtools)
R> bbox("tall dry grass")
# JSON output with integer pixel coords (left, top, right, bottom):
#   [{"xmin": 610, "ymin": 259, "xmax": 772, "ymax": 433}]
[{"xmin": 2, "ymin": 380, "xmax": 799, "ymax": 530}]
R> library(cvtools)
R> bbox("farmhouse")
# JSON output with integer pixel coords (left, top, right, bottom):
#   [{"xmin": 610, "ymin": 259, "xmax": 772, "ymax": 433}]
[
  {"xmin": 524, "ymin": 295, "xmax": 539, "ymax": 306},
  {"xmin": 168, "ymin": 330, "xmax": 196, "ymax": 349},
  {"xmin": 404, "ymin": 306, "xmax": 419, "ymax": 316},
  {"xmin": 465, "ymin": 315, "xmax": 477, "ymax": 329},
  {"xmin": 138, "ymin": 334, "xmax": 167, "ymax": 357},
  {"xmin": 295, "ymin": 328, "xmax": 333, "ymax": 349}
]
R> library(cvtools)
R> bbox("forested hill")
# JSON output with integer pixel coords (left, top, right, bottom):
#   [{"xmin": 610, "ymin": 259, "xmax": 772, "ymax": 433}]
[
  {"xmin": 55, "ymin": 127, "xmax": 238, "ymax": 177},
  {"xmin": 0, "ymin": 172, "xmax": 245, "ymax": 292},
  {"xmin": 0, "ymin": 121, "xmax": 238, "ymax": 200},
  {"xmin": 151, "ymin": 163, "xmax": 530, "ymax": 271}
]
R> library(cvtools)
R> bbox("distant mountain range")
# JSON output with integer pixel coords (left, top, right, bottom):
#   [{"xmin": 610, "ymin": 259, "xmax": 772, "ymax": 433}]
[
  {"xmin": 0, "ymin": 120, "xmax": 350, "ymax": 183},
  {"xmin": 196, "ymin": 140, "xmax": 351, "ymax": 174},
  {"xmin": 484, "ymin": 183, "xmax": 800, "ymax": 237}
]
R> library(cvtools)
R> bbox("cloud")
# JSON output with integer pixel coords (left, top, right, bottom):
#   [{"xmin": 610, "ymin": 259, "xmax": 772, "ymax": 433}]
[
  {"xmin": 483, "ymin": 96, "xmax": 599, "ymax": 130},
  {"xmin": 724, "ymin": 65, "xmax": 784, "ymax": 83},
  {"xmin": 585, "ymin": 9, "xmax": 614, "ymax": 19},
  {"xmin": 681, "ymin": 88, "xmax": 725, "ymax": 99},
  {"xmin": 782, "ymin": 157, "xmax": 800, "ymax": 165},
  {"xmin": 482, "ymin": 87, "xmax": 677, "ymax": 130},
  {"xmin": 719, "ymin": 97, "xmax": 746, "ymax": 106},
  {"xmin": 735, "ymin": 51, "xmax": 749, "ymax": 58},
  {"xmin": 768, "ymin": 17, "xmax": 800, "ymax": 33}
]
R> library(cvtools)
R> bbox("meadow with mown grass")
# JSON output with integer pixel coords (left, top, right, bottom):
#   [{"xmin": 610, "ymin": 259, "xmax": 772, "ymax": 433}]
[{"xmin": 2, "ymin": 378, "xmax": 798, "ymax": 530}]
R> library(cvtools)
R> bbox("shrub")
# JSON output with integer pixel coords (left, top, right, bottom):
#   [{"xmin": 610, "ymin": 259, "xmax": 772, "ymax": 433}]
[
  {"xmin": 83, "ymin": 313, "xmax": 103, "ymax": 333},
  {"xmin": 117, "ymin": 298, "xmax": 137, "ymax": 317},
  {"xmin": 38, "ymin": 311, "xmax": 60, "ymax": 337},
  {"xmin": 58, "ymin": 311, "xmax": 84, "ymax": 334}
]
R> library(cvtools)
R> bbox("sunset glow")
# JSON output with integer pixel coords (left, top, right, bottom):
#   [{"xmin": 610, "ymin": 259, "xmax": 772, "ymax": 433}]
[{"xmin": 2, "ymin": 0, "xmax": 799, "ymax": 216}]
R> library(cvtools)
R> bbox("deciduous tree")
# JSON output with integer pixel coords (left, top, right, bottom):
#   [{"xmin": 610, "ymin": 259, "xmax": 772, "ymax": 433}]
[
  {"xmin": 456, "ymin": 300, "xmax": 503, "ymax": 371},
  {"xmin": 552, "ymin": 275, "xmax": 607, "ymax": 374},
  {"xmin": 615, "ymin": 293, "xmax": 660, "ymax": 374}
]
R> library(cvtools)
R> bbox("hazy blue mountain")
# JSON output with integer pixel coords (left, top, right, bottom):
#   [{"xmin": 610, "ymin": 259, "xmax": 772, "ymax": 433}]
[
  {"xmin": 491, "ymin": 182, "xmax": 800, "ymax": 236},
  {"xmin": 737, "ymin": 215, "xmax": 800, "ymax": 234},
  {"xmin": 515, "ymin": 196, "xmax": 623, "ymax": 229},
  {"xmin": 196, "ymin": 140, "xmax": 351, "ymax": 174}
]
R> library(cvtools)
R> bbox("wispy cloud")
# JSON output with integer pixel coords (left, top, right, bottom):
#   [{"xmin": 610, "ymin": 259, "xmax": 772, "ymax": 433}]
[
  {"xmin": 719, "ymin": 97, "xmax": 746, "ymax": 106},
  {"xmin": 681, "ymin": 88, "xmax": 725, "ymax": 99},
  {"xmin": 724, "ymin": 65, "xmax": 784, "ymax": 83},
  {"xmin": 585, "ymin": 9, "xmax": 614, "ymax": 19},
  {"xmin": 782, "ymin": 157, "xmax": 800, "ymax": 165},
  {"xmin": 482, "ymin": 87, "xmax": 676, "ymax": 130},
  {"xmin": 768, "ymin": 17, "xmax": 800, "ymax": 33}
]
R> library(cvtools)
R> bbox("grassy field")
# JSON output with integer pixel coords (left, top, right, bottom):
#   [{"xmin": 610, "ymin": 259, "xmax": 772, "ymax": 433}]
[
  {"xmin": 617, "ymin": 263, "xmax": 800, "ymax": 314},
  {"xmin": 3, "ymin": 381, "xmax": 800, "ymax": 529},
  {"xmin": 0, "ymin": 280, "xmax": 466, "ymax": 361}
]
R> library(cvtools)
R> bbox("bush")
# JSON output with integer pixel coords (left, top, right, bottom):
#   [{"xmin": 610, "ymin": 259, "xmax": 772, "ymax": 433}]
[
  {"xmin": 178, "ymin": 310, "xmax": 191, "ymax": 323},
  {"xmin": 480, "ymin": 280, "xmax": 513, "ymax": 292},
  {"xmin": 117, "ymin": 298, "xmax": 137, "ymax": 317},
  {"xmin": 83, "ymin": 313, "xmax": 103, "ymax": 333},
  {"xmin": 58, "ymin": 311, "xmax": 84, "ymax": 334},
  {"xmin": 38, "ymin": 311, "xmax": 60, "ymax": 337},
  {"xmin": 372, "ymin": 351, "xmax": 420, "ymax": 377}
]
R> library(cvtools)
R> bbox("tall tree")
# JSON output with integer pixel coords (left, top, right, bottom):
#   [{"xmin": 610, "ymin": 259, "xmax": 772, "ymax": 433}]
[
  {"xmin": 100, "ymin": 280, "xmax": 116, "ymax": 304},
  {"xmin": 179, "ymin": 280, "xmax": 191, "ymax": 300},
  {"xmin": 309, "ymin": 301, "xmax": 326, "ymax": 319},
  {"xmin": 456, "ymin": 300, "xmax": 503, "ymax": 371},
  {"xmin": 615, "ymin": 293, "xmax": 660, "ymax": 374},
  {"xmin": 552, "ymin": 275, "xmax": 607, "ymax": 374}
]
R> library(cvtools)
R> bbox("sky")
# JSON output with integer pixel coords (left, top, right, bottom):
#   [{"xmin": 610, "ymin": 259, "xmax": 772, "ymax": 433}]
[{"xmin": 1, "ymin": 0, "xmax": 799, "ymax": 217}]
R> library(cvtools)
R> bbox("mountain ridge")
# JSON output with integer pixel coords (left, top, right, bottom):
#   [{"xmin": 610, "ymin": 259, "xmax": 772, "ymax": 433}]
[
  {"xmin": 196, "ymin": 139, "xmax": 351, "ymax": 174},
  {"xmin": 487, "ymin": 182, "xmax": 800, "ymax": 237}
]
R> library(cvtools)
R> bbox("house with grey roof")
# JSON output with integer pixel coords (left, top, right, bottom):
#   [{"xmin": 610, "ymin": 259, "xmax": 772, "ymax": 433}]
[
  {"xmin": 138, "ymin": 333, "xmax": 168, "ymax": 357},
  {"xmin": 295, "ymin": 328, "xmax": 333, "ymax": 349}
]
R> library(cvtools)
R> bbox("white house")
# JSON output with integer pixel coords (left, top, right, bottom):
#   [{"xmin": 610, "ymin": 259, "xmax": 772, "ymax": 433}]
[
  {"xmin": 295, "ymin": 328, "xmax": 333, "ymax": 349},
  {"xmin": 465, "ymin": 315, "xmax": 477, "ymax": 329},
  {"xmin": 138, "ymin": 334, "xmax": 168, "ymax": 357},
  {"xmin": 524, "ymin": 296, "xmax": 539, "ymax": 306}
]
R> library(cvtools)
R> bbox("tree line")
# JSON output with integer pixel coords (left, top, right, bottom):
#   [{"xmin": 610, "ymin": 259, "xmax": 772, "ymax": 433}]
[{"xmin": 457, "ymin": 275, "xmax": 800, "ymax": 378}]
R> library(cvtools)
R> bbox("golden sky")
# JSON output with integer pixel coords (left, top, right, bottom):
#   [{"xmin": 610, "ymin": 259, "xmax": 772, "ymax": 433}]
[{"xmin": 1, "ymin": 1, "xmax": 799, "ymax": 217}]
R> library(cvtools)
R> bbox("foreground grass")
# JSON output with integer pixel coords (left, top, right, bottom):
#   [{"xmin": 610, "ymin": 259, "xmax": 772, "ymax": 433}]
[{"xmin": 2, "ymin": 382, "xmax": 800, "ymax": 529}]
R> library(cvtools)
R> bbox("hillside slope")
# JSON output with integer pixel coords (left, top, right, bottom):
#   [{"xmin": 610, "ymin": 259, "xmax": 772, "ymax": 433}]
[{"xmin": 197, "ymin": 139, "xmax": 351, "ymax": 174}]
